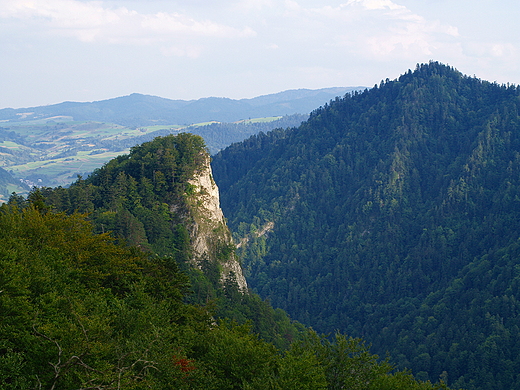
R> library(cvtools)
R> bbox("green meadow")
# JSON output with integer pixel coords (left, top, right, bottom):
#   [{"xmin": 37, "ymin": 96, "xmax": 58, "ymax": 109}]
[{"xmin": 0, "ymin": 116, "xmax": 286, "ymax": 189}]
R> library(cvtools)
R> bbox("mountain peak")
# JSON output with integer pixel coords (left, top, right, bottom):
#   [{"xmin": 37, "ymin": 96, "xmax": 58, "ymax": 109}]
[{"xmin": 213, "ymin": 63, "xmax": 520, "ymax": 390}]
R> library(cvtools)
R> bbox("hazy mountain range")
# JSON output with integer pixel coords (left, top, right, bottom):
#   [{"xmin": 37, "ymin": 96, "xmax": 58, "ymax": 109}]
[
  {"xmin": 0, "ymin": 87, "xmax": 360, "ymax": 196},
  {"xmin": 0, "ymin": 87, "xmax": 361, "ymax": 127}
]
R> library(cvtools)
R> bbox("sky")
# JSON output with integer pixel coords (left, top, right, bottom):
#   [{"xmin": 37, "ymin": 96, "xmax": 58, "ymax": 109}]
[{"xmin": 0, "ymin": 0, "xmax": 519, "ymax": 109}]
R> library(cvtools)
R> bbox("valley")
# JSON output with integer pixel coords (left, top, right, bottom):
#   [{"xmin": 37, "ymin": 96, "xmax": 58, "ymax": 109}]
[{"xmin": 0, "ymin": 87, "xmax": 353, "ymax": 197}]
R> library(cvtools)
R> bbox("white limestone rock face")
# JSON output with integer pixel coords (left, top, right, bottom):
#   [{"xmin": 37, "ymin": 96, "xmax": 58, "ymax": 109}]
[{"xmin": 185, "ymin": 153, "xmax": 248, "ymax": 291}]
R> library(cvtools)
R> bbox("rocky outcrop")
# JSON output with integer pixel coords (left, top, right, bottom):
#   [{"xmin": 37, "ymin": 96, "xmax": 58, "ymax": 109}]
[
  {"xmin": 236, "ymin": 221, "xmax": 274, "ymax": 249},
  {"xmin": 185, "ymin": 152, "xmax": 248, "ymax": 291}
]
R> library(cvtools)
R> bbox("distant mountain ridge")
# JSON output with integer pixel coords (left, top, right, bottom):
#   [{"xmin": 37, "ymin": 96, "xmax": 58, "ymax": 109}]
[
  {"xmin": 0, "ymin": 86, "xmax": 355, "ymax": 189},
  {"xmin": 0, "ymin": 87, "xmax": 362, "ymax": 127}
]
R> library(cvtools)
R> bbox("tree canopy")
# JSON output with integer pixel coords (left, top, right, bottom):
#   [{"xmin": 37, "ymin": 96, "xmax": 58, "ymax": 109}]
[
  {"xmin": 1, "ymin": 183, "xmax": 449, "ymax": 389},
  {"xmin": 213, "ymin": 62, "xmax": 520, "ymax": 390}
]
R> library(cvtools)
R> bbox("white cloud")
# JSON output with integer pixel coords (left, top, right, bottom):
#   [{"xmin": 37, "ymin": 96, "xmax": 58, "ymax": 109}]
[
  {"xmin": 0, "ymin": 0, "xmax": 255, "ymax": 47},
  {"xmin": 490, "ymin": 43, "xmax": 516, "ymax": 58},
  {"xmin": 141, "ymin": 12, "xmax": 255, "ymax": 38},
  {"xmin": 284, "ymin": 0, "xmax": 301, "ymax": 12},
  {"xmin": 1, "ymin": 1, "xmax": 123, "ymax": 28},
  {"xmin": 345, "ymin": 0, "xmax": 406, "ymax": 11},
  {"xmin": 463, "ymin": 41, "xmax": 518, "ymax": 59},
  {"xmin": 236, "ymin": 0, "xmax": 274, "ymax": 11},
  {"xmin": 301, "ymin": 0, "xmax": 459, "ymax": 60}
]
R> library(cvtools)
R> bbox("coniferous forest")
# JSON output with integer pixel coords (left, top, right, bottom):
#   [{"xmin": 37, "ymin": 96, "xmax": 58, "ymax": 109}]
[
  {"xmin": 0, "ymin": 133, "xmax": 450, "ymax": 388},
  {"xmin": 212, "ymin": 62, "xmax": 520, "ymax": 390}
]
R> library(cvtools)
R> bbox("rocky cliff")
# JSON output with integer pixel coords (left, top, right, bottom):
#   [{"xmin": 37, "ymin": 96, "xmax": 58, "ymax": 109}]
[
  {"xmin": 39, "ymin": 133, "xmax": 247, "ymax": 293},
  {"xmin": 185, "ymin": 152, "xmax": 247, "ymax": 291}
]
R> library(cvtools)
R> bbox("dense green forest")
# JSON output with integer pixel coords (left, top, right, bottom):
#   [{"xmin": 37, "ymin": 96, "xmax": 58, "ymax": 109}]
[
  {"xmin": 212, "ymin": 62, "xmax": 520, "ymax": 390},
  {"xmin": 33, "ymin": 133, "xmax": 302, "ymax": 349},
  {"xmin": 0, "ymin": 133, "xmax": 450, "ymax": 389}
]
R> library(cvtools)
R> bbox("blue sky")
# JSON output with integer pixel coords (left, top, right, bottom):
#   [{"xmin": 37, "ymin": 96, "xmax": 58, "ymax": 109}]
[{"xmin": 1, "ymin": 0, "xmax": 518, "ymax": 108}]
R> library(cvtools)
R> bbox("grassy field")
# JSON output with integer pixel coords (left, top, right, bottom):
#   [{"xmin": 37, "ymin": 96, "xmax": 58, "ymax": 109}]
[
  {"xmin": 241, "ymin": 116, "xmax": 282, "ymax": 124},
  {"xmin": 1, "ymin": 115, "xmax": 290, "ymax": 189},
  {"xmin": 139, "ymin": 124, "xmax": 184, "ymax": 131},
  {"xmin": 8, "ymin": 149, "xmax": 131, "ymax": 187},
  {"xmin": 1, "ymin": 119, "xmax": 143, "ymax": 186}
]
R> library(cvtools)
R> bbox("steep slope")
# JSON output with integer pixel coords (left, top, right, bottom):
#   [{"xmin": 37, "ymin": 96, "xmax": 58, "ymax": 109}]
[
  {"xmin": 184, "ymin": 151, "xmax": 247, "ymax": 290},
  {"xmin": 42, "ymin": 133, "xmax": 247, "ymax": 291},
  {"xmin": 212, "ymin": 62, "xmax": 520, "ymax": 389},
  {"xmin": 0, "ymin": 206, "xmax": 453, "ymax": 389},
  {"xmin": 39, "ymin": 133, "xmax": 311, "ymax": 349}
]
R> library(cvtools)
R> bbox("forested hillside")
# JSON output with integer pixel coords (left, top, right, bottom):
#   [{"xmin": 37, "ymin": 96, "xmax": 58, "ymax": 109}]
[
  {"xmin": 0, "ymin": 133, "xmax": 450, "ymax": 389},
  {"xmin": 35, "ymin": 133, "xmax": 300, "ymax": 349},
  {"xmin": 212, "ymin": 62, "xmax": 520, "ymax": 390}
]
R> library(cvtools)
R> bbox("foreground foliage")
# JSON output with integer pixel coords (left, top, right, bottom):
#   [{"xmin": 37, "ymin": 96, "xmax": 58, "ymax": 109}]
[{"xmin": 0, "ymin": 204, "xmax": 451, "ymax": 389}]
